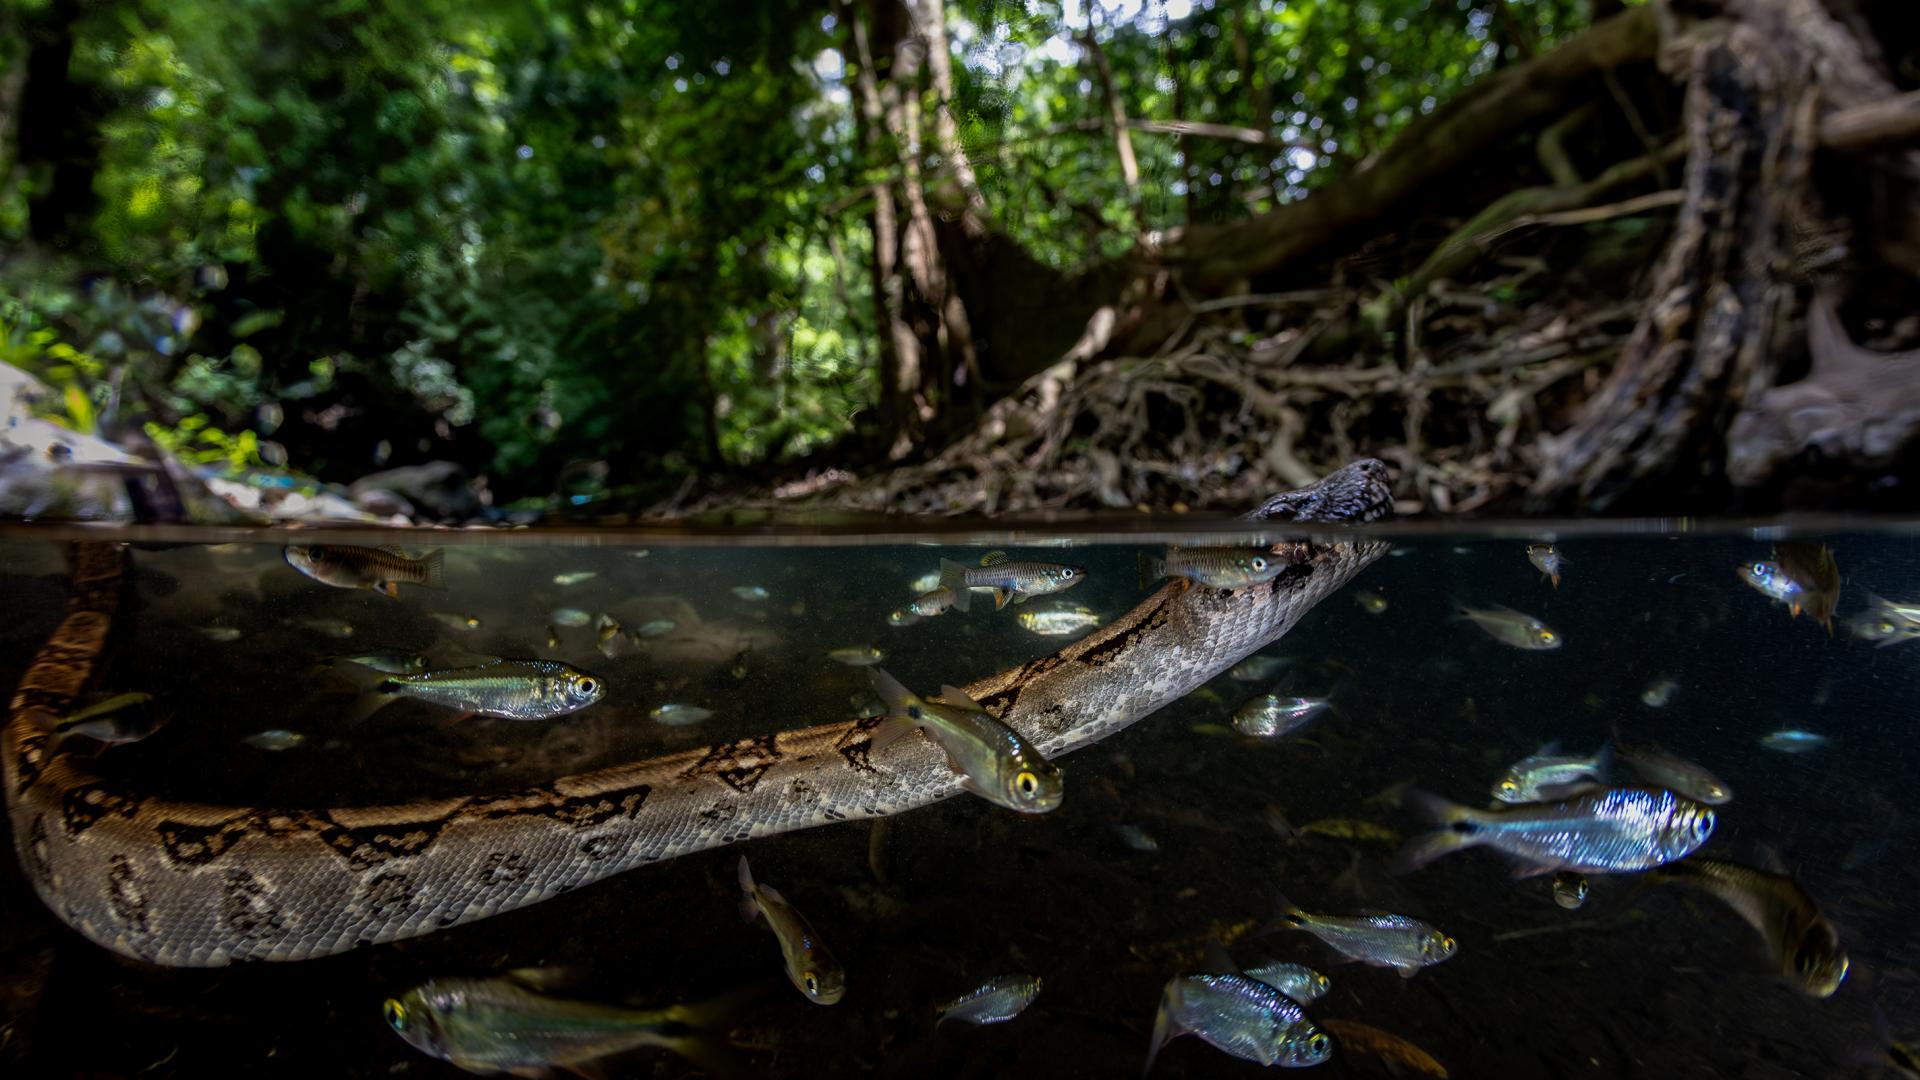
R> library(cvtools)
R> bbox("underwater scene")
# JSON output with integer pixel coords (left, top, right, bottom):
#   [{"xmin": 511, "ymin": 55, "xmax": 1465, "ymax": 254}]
[{"xmin": 1, "ymin": 522, "xmax": 1917, "ymax": 1078}]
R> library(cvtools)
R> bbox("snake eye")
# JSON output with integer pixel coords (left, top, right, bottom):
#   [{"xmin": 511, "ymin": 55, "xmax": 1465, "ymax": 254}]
[
  {"xmin": 1014, "ymin": 770, "xmax": 1040, "ymax": 798},
  {"xmin": 803, "ymin": 972, "xmax": 820, "ymax": 995},
  {"xmin": 383, "ymin": 998, "xmax": 409, "ymax": 1031},
  {"xmin": 1307, "ymin": 1033, "xmax": 1331, "ymax": 1057}
]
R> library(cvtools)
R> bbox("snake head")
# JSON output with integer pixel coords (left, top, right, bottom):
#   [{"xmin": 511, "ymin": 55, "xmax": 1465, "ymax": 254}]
[{"xmin": 1244, "ymin": 458, "xmax": 1392, "ymax": 525}]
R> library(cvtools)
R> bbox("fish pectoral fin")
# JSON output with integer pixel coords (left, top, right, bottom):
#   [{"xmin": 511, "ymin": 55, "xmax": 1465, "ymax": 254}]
[
  {"xmin": 869, "ymin": 716, "xmax": 920, "ymax": 753},
  {"xmin": 375, "ymin": 579, "xmax": 400, "ymax": 598},
  {"xmin": 990, "ymin": 588, "xmax": 1013, "ymax": 610},
  {"xmin": 1397, "ymin": 966, "xmax": 1419, "ymax": 980},
  {"xmin": 505, "ymin": 964, "xmax": 593, "ymax": 993}
]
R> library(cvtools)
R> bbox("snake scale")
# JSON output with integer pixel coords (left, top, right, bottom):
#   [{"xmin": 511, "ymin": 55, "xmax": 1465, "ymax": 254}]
[{"xmin": 4, "ymin": 459, "xmax": 1389, "ymax": 967}]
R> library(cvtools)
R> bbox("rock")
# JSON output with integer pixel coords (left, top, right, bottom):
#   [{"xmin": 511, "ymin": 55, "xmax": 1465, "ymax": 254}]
[{"xmin": 348, "ymin": 461, "xmax": 480, "ymax": 521}]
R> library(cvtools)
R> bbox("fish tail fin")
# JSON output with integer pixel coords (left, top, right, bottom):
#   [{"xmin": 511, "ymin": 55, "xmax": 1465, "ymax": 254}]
[
  {"xmin": 329, "ymin": 662, "xmax": 401, "ymax": 726},
  {"xmin": 417, "ymin": 549, "xmax": 447, "ymax": 590},
  {"xmin": 1550, "ymin": 571, "xmax": 1561, "ymax": 589},
  {"xmin": 991, "ymin": 588, "xmax": 1013, "ymax": 611},
  {"xmin": 866, "ymin": 668, "xmax": 925, "ymax": 752},
  {"xmin": 656, "ymin": 983, "xmax": 770, "ymax": 1079},
  {"xmin": 1143, "ymin": 981, "xmax": 1183, "ymax": 1077},
  {"xmin": 1587, "ymin": 741, "xmax": 1615, "ymax": 781},
  {"xmin": 1389, "ymin": 790, "xmax": 1485, "ymax": 875},
  {"xmin": 1137, "ymin": 552, "xmax": 1165, "ymax": 590},
  {"xmin": 736, "ymin": 856, "xmax": 761, "ymax": 923},
  {"xmin": 1260, "ymin": 890, "xmax": 1312, "ymax": 936},
  {"xmin": 940, "ymin": 559, "xmax": 972, "ymax": 613}
]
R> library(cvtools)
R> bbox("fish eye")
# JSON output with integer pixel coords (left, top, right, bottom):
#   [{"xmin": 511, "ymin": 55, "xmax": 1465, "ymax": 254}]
[
  {"xmin": 1061, "ymin": 568, "xmax": 1078, "ymax": 578},
  {"xmin": 1440, "ymin": 936, "xmax": 1456, "ymax": 953},
  {"xmin": 1498, "ymin": 780, "xmax": 1518, "ymax": 793},
  {"xmin": 573, "ymin": 676, "xmax": 598, "ymax": 695},
  {"xmin": 1539, "ymin": 630, "xmax": 1558, "ymax": 643},
  {"xmin": 1251, "ymin": 557, "xmax": 1268, "ymax": 571},
  {"xmin": 1752, "ymin": 562, "xmax": 1769, "ymax": 575},
  {"xmin": 1315, "ymin": 975, "xmax": 1330, "ymax": 990},
  {"xmin": 906, "ymin": 705, "xmax": 923, "ymax": 721},
  {"xmin": 1695, "ymin": 810, "xmax": 1716, "ymax": 837},
  {"xmin": 803, "ymin": 972, "xmax": 820, "ymax": 995},
  {"xmin": 1307, "ymin": 1033, "xmax": 1331, "ymax": 1057},
  {"xmin": 1014, "ymin": 770, "xmax": 1040, "ymax": 797},
  {"xmin": 383, "ymin": 998, "xmax": 409, "ymax": 1031}
]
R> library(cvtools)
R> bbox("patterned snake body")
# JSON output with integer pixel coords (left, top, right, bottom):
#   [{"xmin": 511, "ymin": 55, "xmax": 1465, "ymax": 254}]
[{"xmin": 4, "ymin": 460, "xmax": 1390, "ymax": 967}]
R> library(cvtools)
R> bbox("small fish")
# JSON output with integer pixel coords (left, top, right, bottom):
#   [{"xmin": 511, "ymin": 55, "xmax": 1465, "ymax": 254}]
[
  {"xmin": 939, "ymin": 552, "xmax": 1084, "ymax": 613},
  {"xmin": 728, "ymin": 650, "xmax": 751, "ymax": 679},
  {"xmin": 1017, "ymin": 606, "xmax": 1103, "ymax": 636},
  {"xmin": 49, "ymin": 692, "xmax": 162, "ymax": 748},
  {"xmin": 552, "ymin": 571, "xmax": 598, "ymax": 586},
  {"xmin": 1737, "ymin": 542, "xmax": 1840, "ymax": 631},
  {"xmin": 196, "ymin": 625, "xmax": 244, "ymax": 642},
  {"xmin": 595, "ymin": 619, "xmax": 638, "ymax": 659},
  {"xmin": 1115, "ymin": 824, "xmax": 1160, "ymax": 852},
  {"xmin": 1353, "ymin": 590, "xmax": 1389, "ymax": 614},
  {"xmin": 325, "ymin": 652, "xmax": 427, "ymax": 675},
  {"xmin": 1640, "ymin": 678, "xmax": 1679, "ymax": 707},
  {"xmin": 731, "ymin": 585, "xmax": 770, "ymax": 602},
  {"xmin": 295, "ymin": 617, "xmax": 356, "ymax": 639},
  {"xmin": 635, "ymin": 618, "xmax": 677, "ymax": 638},
  {"xmin": 869, "ymin": 668, "xmax": 1062, "ymax": 813},
  {"xmin": 1846, "ymin": 607, "xmax": 1920, "ymax": 647},
  {"xmin": 886, "ymin": 607, "xmax": 922, "ymax": 627},
  {"xmin": 908, "ymin": 571, "xmax": 942, "ymax": 594},
  {"xmin": 650, "ymin": 703, "xmax": 713, "ymax": 726},
  {"xmin": 737, "ymin": 856, "xmax": 845, "ymax": 1005},
  {"xmin": 1393, "ymin": 787, "xmax": 1715, "ymax": 876},
  {"xmin": 283, "ymin": 544, "xmax": 446, "ymax": 597},
  {"xmin": 909, "ymin": 587, "xmax": 956, "ymax": 618},
  {"xmin": 1525, "ymin": 542, "xmax": 1566, "ymax": 588},
  {"xmin": 1761, "ymin": 729, "xmax": 1828, "ymax": 753},
  {"xmin": 1241, "ymin": 962, "xmax": 1330, "ymax": 1003},
  {"xmin": 545, "ymin": 625, "xmax": 561, "ymax": 648},
  {"xmin": 827, "ymin": 645, "xmax": 884, "ymax": 667},
  {"xmin": 1491, "ymin": 744, "xmax": 1610, "ymax": 804},
  {"xmin": 1459, "ymin": 605, "xmax": 1561, "ymax": 650},
  {"xmin": 383, "ymin": 973, "xmax": 738, "ymax": 1076},
  {"xmin": 1298, "ymin": 818, "xmax": 1400, "ymax": 844},
  {"xmin": 1552, "ymin": 872, "xmax": 1589, "ymax": 910},
  {"xmin": 1227, "ymin": 654, "xmax": 1290, "ymax": 682},
  {"xmin": 427, "ymin": 612, "xmax": 482, "ymax": 632},
  {"xmin": 352, "ymin": 659, "xmax": 604, "ymax": 722},
  {"xmin": 551, "ymin": 608, "xmax": 594, "ymax": 627},
  {"xmin": 1318, "ymin": 1019, "xmax": 1448, "ymax": 1078},
  {"xmin": 1138, "ymin": 547, "xmax": 1284, "ymax": 590},
  {"xmin": 1269, "ymin": 892, "xmax": 1456, "ymax": 977},
  {"xmin": 1190, "ymin": 722, "xmax": 1237, "ymax": 737},
  {"xmin": 1232, "ymin": 695, "xmax": 1330, "ymax": 738},
  {"xmin": 1646, "ymin": 857, "xmax": 1848, "ymax": 997},
  {"xmin": 1611, "ymin": 736, "xmax": 1732, "ymax": 805},
  {"xmin": 935, "ymin": 975, "xmax": 1043, "ymax": 1027},
  {"xmin": 242, "ymin": 729, "xmax": 305, "ymax": 751},
  {"xmin": 1145, "ymin": 973, "xmax": 1333, "ymax": 1073}
]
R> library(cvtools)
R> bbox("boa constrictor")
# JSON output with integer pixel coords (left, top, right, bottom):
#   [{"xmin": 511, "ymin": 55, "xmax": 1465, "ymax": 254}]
[{"xmin": 4, "ymin": 459, "xmax": 1390, "ymax": 967}]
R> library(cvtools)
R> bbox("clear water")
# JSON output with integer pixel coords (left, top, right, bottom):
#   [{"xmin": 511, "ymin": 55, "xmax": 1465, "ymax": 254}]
[{"xmin": 0, "ymin": 523, "xmax": 1913, "ymax": 1077}]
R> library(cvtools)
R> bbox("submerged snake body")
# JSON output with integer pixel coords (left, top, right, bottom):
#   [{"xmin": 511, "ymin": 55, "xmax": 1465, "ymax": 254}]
[{"xmin": 5, "ymin": 461, "xmax": 1390, "ymax": 967}]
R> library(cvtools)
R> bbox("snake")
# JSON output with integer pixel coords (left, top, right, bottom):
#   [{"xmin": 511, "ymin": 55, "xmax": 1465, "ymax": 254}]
[{"xmin": 4, "ymin": 458, "xmax": 1390, "ymax": 967}]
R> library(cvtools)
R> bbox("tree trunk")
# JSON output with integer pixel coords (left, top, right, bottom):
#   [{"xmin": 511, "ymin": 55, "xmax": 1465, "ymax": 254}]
[{"xmin": 16, "ymin": 0, "xmax": 100, "ymax": 249}]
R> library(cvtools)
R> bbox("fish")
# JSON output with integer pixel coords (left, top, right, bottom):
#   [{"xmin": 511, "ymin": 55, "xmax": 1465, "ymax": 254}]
[
  {"xmin": 1318, "ymin": 1019, "xmax": 1448, "ymax": 1078},
  {"xmin": 1459, "ymin": 605, "xmax": 1561, "ymax": 650},
  {"xmin": 731, "ymin": 585, "xmax": 770, "ymax": 601},
  {"xmin": 1298, "ymin": 818, "xmax": 1400, "ymax": 844},
  {"xmin": 934, "ymin": 974, "xmax": 1043, "ymax": 1027},
  {"xmin": 1611, "ymin": 736, "xmax": 1732, "ymax": 805},
  {"xmin": 1353, "ymin": 590, "xmax": 1389, "ymax": 614},
  {"xmin": 868, "ymin": 667, "xmax": 1062, "ymax": 813},
  {"xmin": 1241, "ymin": 962, "xmax": 1330, "ymax": 1003},
  {"xmin": 728, "ymin": 650, "xmax": 751, "ymax": 680},
  {"xmin": 1761, "ymin": 729, "xmax": 1828, "ymax": 753},
  {"xmin": 909, "ymin": 587, "xmax": 956, "ymax": 618},
  {"xmin": 196, "ymin": 625, "xmax": 243, "ymax": 642},
  {"xmin": 349, "ymin": 659, "xmax": 605, "ymax": 722},
  {"xmin": 1846, "ymin": 605, "xmax": 1920, "ymax": 647},
  {"xmin": 295, "ymin": 617, "xmax": 356, "ymax": 639},
  {"xmin": 886, "ymin": 607, "xmax": 921, "ymax": 627},
  {"xmin": 1115, "ymin": 824, "xmax": 1160, "ymax": 852},
  {"xmin": 426, "ymin": 612, "xmax": 482, "ymax": 632},
  {"xmin": 324, "ymin": 652, "xmax": 428, "ymax": 676},
  {"xmin": 737, "ymin": 856, "xmax": 845, "ymax": 1005},
  {"xmin": 1232, "ymin": 694, "xmax": 1330, "ymax": 738},
  {"xmin": 1525, "ymin": 542, "xmax": 1566, "ymax": 588},
  {"xmin": 48, "ymin": 692, "xmax": 163, "ymax": 748},
  {"xmin": 827, "ymin": 645, "xmax": 884, "ymax": 667},
  {"xmin": 1227, "ymin": 654, "xmax": 1290, "ymax": 682},
  {"xmin": 1138, "ymin": 547, "xmax": 1285, "ymax": 590},
  {"xmin": 1736, "ymin": 542, "xmax": 1840, "ymax": 631},
  {"xmin": 545, "ymin": 625, "xmax": 562, "ymax": 648},
  {"xmin": 1017, "ymin": 606, "xmax": 1102, "ymax": 636},
  {"xmin": 1645, "ymin": 857, "xmax": 1848, "ymax": 997},
  {"xmin": 283, "ymin": 544, "xmax": 446, "ymax": 597},
  {"xmin": 1268, "ymin": 892, "xmax": 1456, "ymax": 977},
  {"xmin": 241, "ymin": 729, "xmax": 305, "ymax": 751},
  {"xmin": 938, "ymin": 552, "xmax": 1085, "ymax": 612},
  {"xmin": 1640, "ymin": 678, "xmax": 1679, "ymax": 707},
  {"xmin": 908, "ymin": 571, "xmax": 942, "ymax": 594},
  {"xmin": 1552, "ymin": 872, "xmax": 1589, "ymax": 910},
  {"xmin": 551, "ymin": 607, "xmax": 594, "ymax": 627},
  {"xmin": 1491, "ymin": 744, "xmax": 1610, "ymax": 804},
  {"xmin": 635, "ymin": 618, "xmax": 677, "ymax": 638},
  {"xmin": 650, "ymin": 703, "xmax": 712, "ymax": 726},
  {"xmin": 551, "ymin": 571, "xmax": 598, "ymax": 585},
  {"xmin": 1393, "ymin": 787, "xmax": 1715, "ymax": 877},
  {"xmin": 1145, "ymin": 973, "xmax": 1333, "ymax": 1073},
  {"xmin": 383, "ymin": 972, "xmax": 739, "ymax": 1076},
  {"xmin": 595, "ymin": 619, "xmax": 638, "ymax": 659}
]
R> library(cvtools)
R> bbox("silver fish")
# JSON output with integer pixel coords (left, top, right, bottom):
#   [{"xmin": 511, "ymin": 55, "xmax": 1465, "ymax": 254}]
[
  {"xmin": 731, "ymin": 585, "xmax": 770, "ymax": 601},
  {"xmin": 1227, "ymin": 654, "xmax": 1291, "ymax": 682},
  {"xmin": 197, "ymin": 625, "xmax": 244, "ymax": 642},
  {"xmin": 908, "ymin": 571, "xmax": 942, "ymax": 594},
  {"xmin": 1232, "ymin": 695, "xmax": 1331, "ymax": 738},
  {"xmin": 1612, "ymin": 736, "xmax": 1732, "ymax": 805},
  {"xmin": 1270, "ymin": 893, "xmax": 1456, "ymax": 977},
  {"xmin": 1459, "ymin": 605, "xmax": 1561, "ymax": 649},
  {"xmin": 650, "ymin": 703, "xmax": 713, "ymax": 726},
  {"xmin": 1353, "ymin": 590, "xmax": 1389, "ymax": 614},
  {"xmin": 324, "ymin": 652, "xmax": 427, "ymax": 675},
  {"xmin": 1116, "ymin": 824, "xmax": 1160, "ymax": 852},
  {"xmin": 358, "ymin": 659, "xmax": 604, "ymax": 722},
  {"xmin": 427, "ymin": 612, "xmax": 482, "ymax": 632},
  {"xmin": 1242, "ymin": 962, "xmax": 1330, "ymax": 1004},
  {"xmin": 552, "ymin": 571, "xmax": 598, "ymax": 586},
  {"xmin": 1640, "ymin": 678, "xmax": 1679, "ymax": 707},
  {"xmin": 935, "ymin": 975, "xmax": 1042, "ymax": 1027},
  {"xmin": 551, "ymin": 607, "xmax": 594, "ymax": 627},
  {"xmin": 738, "ymin": 856, "xmax": 845, "ymax": 1005},
  {"xmin": 909, "ymin": 587, "xmax": 956, "ymax": 618},
  {"xmin": 1394, "ymin": 787, "xmax": 1715, "ymax": 876},
  {"xmin": 939, "ymin": 552, "xmax": 1084, "ymax": 612},
  {"xmin": 1552, "ymin": 871, "xmax": 1589, "ymax": 910},
  {"xmin": 49, "ymin": 692, "xmax": 162, "ymax": 748},
  {"xmin": 635, "ymin": 618, "xmax": 677, "ymax": 638},
  {"xmin": 1761, "ymin": 729, "xmax": 1828, "ymax": 753},
  {"xmin": 1646, "ymin": 856, "xmax": 1849, "ymax": 998},
  {"xmin": 1139, "ymin": 547, "xmax": 1285, "ymax": 590},
  {"xmin": 295, "ymin": 617, "xmax": 356, "ymax": 639},
  {"xmin": 242, "ymin": 729, "xmax": 306, "ymax": 751},
  {"xmin": 1492, "ymin": 744, "xmax": 1609, "ymax": 803},
  {"xmin": 869, "ymin": 668, "xmax": 1062, "ymax": 813},
  {"xmin": 827, "ymin": 645, "xmax": 884, "ymax": 667},
  {"xmin": 1145, "ymin": 973, "xmax": 1333, "ymax": 1072},
  {"xmin": 1017, "ymin": 606, "xmax": 1102, "ymax": 636},
  {"xmin": 886, "ymin": 607, "xmax": 922, "ymax": 628}
]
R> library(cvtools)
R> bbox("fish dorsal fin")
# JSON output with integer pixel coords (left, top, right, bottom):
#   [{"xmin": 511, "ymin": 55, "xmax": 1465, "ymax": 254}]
[
  {"xmin": 979, "ymin": 550, "xmax": 1008, "ymax": 567},
  {"xmin": 937, "ymin": 685, "xmax": 988, "ymax": 712},
  {"xmin": 1200, "ymin": 940, "xmax": 1241, "ymax": 975},
  {"xmin": 505, "ymin": 964, "xmax": 592, "ymax": 993},
  {"xmin": 1755, "ymin": 843, "xmax": 1791, "ymax": 876},
  {"xmin": 379, "ymin": 545, "xmax": 413, "ymax": 559},
  {"xmin": 1535, "ymin": 741, "xmax": 1562, "ymax": 757}
]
